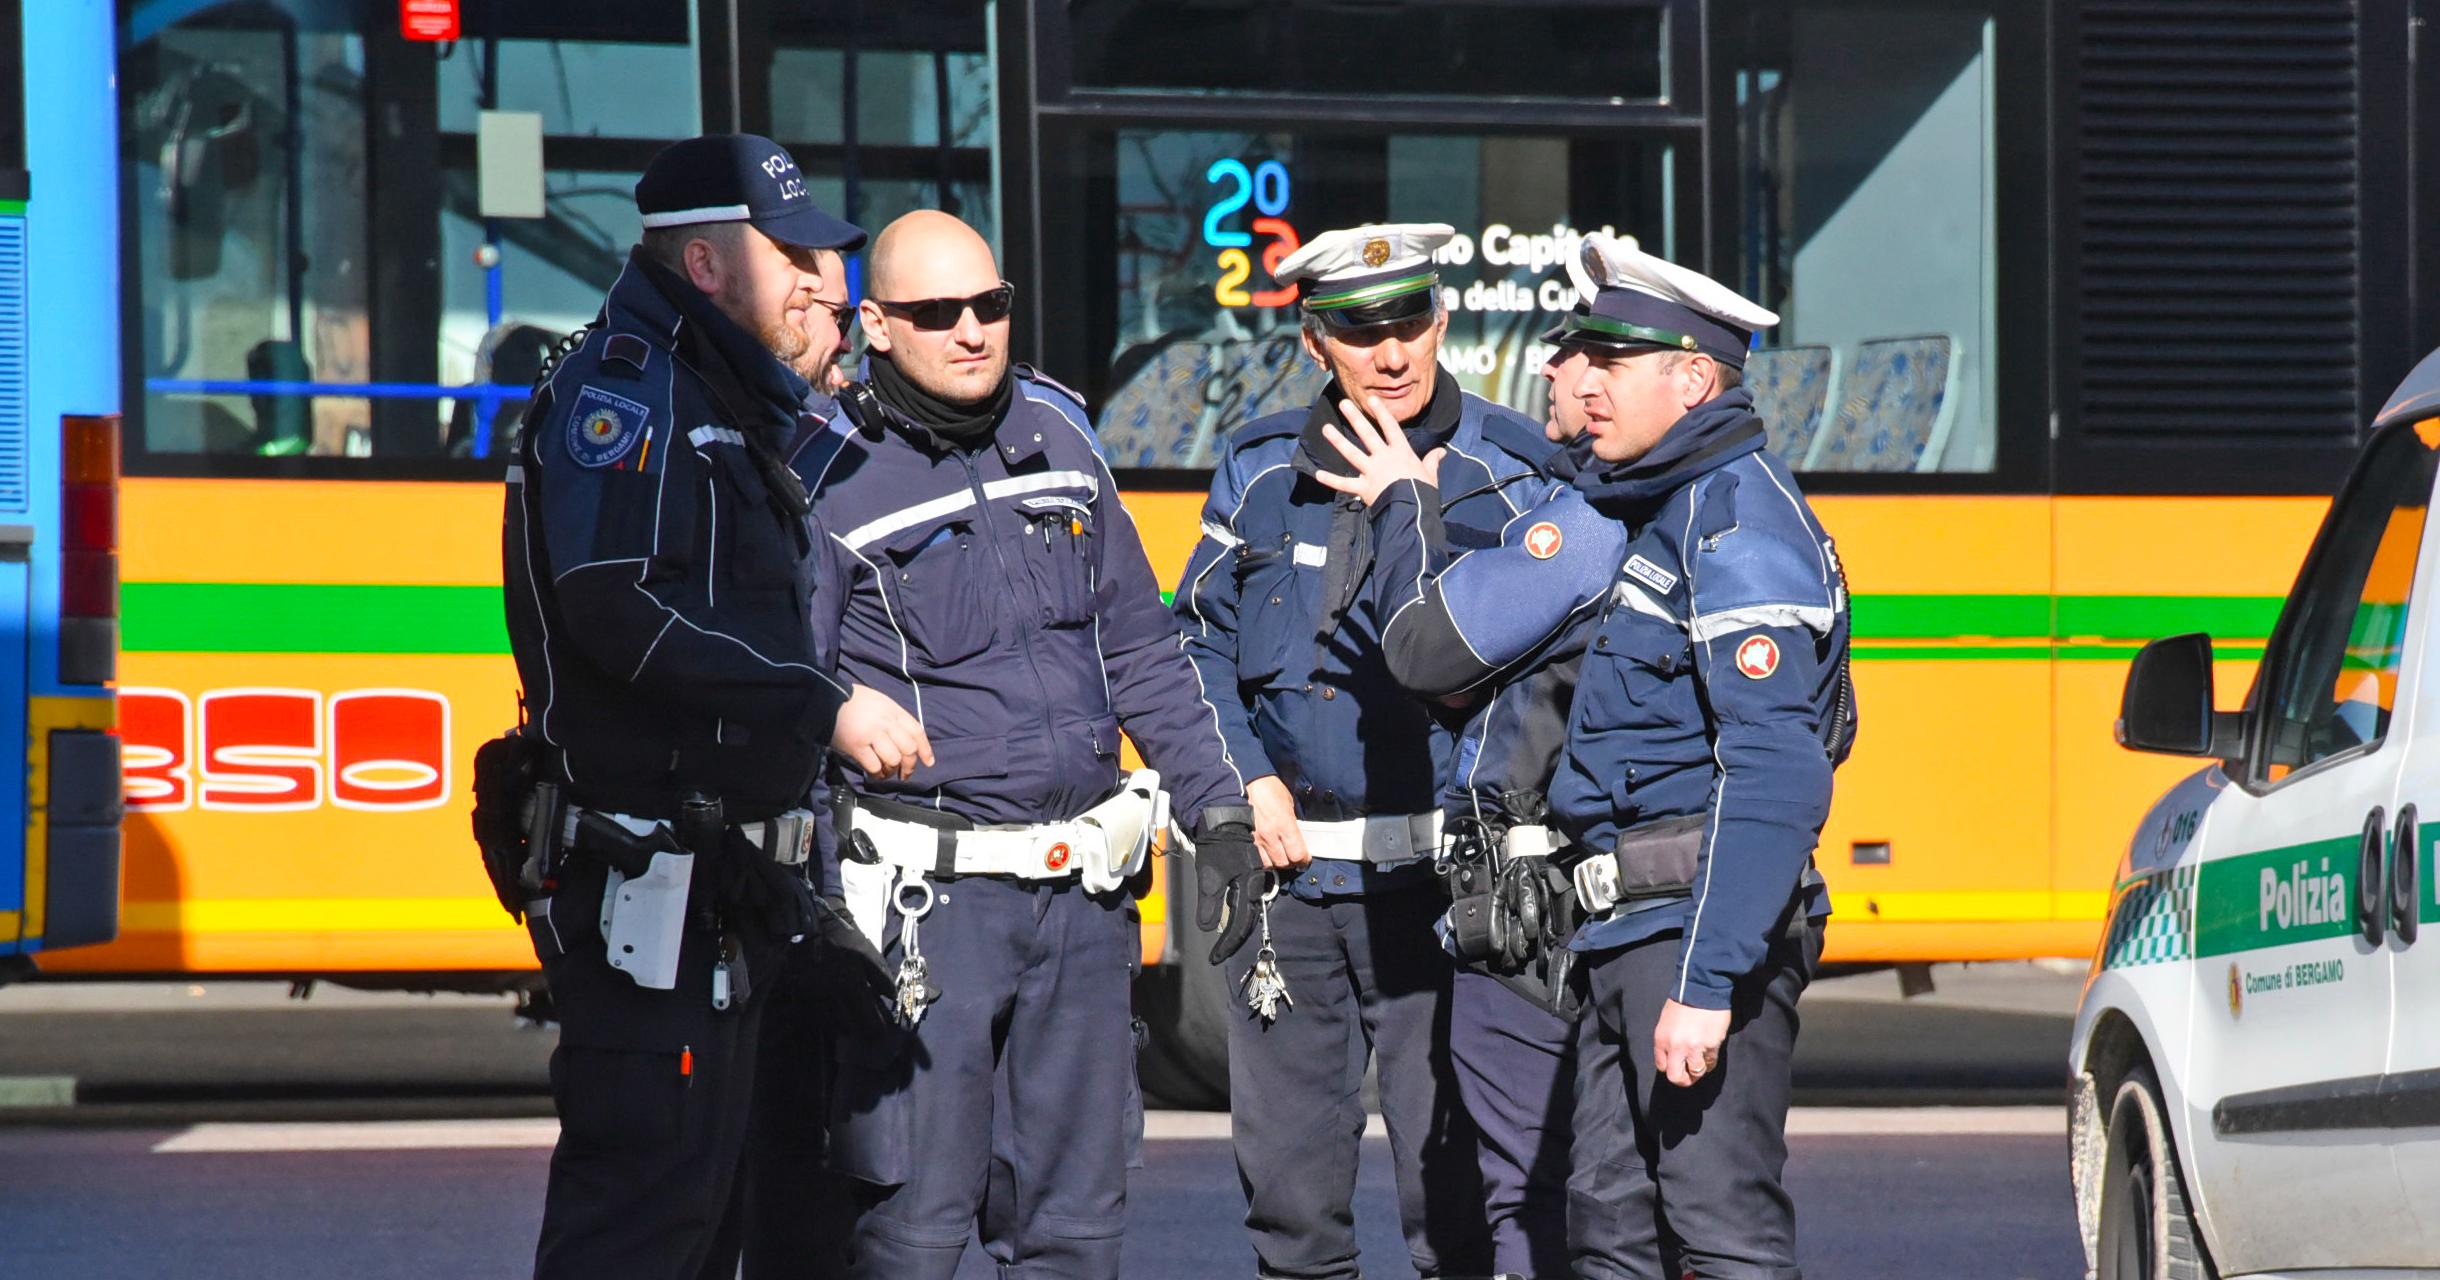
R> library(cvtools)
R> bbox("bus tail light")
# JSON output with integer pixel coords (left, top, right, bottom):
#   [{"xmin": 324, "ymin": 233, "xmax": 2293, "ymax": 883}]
[{"xmin": 60, "ymin": 413, "xmax": 118, "ymax": 684}]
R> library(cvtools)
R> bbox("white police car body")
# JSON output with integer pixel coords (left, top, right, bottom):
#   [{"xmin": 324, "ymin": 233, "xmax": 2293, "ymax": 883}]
[{"xmin": 2071, "ymin": 347, "xmax": 2440, "ymax": 1280}]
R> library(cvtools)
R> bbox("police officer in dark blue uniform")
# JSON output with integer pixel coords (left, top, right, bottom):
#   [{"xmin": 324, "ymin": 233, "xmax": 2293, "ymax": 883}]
[
  {"xmin": 1317, "ymin": 343, "xmax": 1605, "ymax": 1280},
  {"xmin": 499, "ymin": 134, "xmax": 909, "ymax": 1280},
  {"xmin": 790, "ymin": 210, "xmax": 1255, "ymax": 1280},
  {"xmin": 1316, "ymin": 233, "xmax": 1855, "ymax": 1280},
  {"xmin": 1176, "ymin": 222, "xmax": 1561, "ymax": 1280}
]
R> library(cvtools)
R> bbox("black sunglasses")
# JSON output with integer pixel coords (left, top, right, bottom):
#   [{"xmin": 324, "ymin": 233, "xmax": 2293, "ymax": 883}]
[{"xmin": 871, "ymin": 283, "xmax": 1016, "ymax": 331}]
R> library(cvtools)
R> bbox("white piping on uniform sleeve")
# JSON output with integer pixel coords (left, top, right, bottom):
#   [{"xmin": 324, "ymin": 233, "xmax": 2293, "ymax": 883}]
[
  {"xmin": 630, "ymin": 616, "xmax": 676, "ymax": 682},
  {"xmin": 1680, "ymin": 497, "xmax": 1726, "ymax": 1004},
  {"xmin": 554, "ymin": 556, "xmax": 648, "ymax": 584},
  {"xmin": 703, "ymin": 472, "xmax": 719, "ymax": 608},
  {"xmin": 1689, "ymin": 604, "xmax": 1834, "ymax": 642}
]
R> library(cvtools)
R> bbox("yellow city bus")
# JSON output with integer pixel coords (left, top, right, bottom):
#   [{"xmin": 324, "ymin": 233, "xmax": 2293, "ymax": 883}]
[{"xmin": 67, "ymin": 1, "xmax": 2434, "ymax": 1096}]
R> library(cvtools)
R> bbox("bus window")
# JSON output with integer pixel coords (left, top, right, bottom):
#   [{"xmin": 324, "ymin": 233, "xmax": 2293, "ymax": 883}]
[
  {"xmin": 125, "ymin": 2, "xmax": 376, "ymax": 458},
  {"xmin": 1065, "ymin": 0, "xmax": 1668, "ymax": 103},
  {"xmin": 1726, "ymin": 1, "xmax": 2002, "ymax": 474},
  {"xmin": 1054, "ymin": 127, "xmax": 1679, "ymax": 470}
]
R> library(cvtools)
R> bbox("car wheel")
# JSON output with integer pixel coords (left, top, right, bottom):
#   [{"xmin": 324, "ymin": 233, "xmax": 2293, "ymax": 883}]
[{"xmin": 2097, "ymin": 1064, "xmax": 2214, "ymax": 1280}]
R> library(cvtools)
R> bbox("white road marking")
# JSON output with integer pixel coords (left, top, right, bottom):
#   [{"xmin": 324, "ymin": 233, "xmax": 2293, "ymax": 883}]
[
  {"xmin": 155, "ymin": 1119, "xmax": 561, "ymax": 1153},
  {"xmin": 151, "ymin": 1107, "xmax": 2062, "ymax": 1154},
  {"xmin": 1786, "ymin": 1107, "xmax": 2062, "ymax": 1136}
]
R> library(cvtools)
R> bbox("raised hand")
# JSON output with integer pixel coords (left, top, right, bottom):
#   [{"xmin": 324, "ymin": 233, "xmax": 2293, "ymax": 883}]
[{"xmin": 1312, "ymin": 395, "xmax": 1445, "ymax": 507}]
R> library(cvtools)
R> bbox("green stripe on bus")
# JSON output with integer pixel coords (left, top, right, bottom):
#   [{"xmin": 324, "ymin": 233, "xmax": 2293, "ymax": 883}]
[
  {"xmin": 117, "ymin": 583, "xmax": 2289, "ymax": 657},
  {"xmin": 123, "ymin": 583, "xmax": 507, "ymax": 654},
  {"xmin": 0, "ymin": 201, "xmax": 26, "ymax": 216}
]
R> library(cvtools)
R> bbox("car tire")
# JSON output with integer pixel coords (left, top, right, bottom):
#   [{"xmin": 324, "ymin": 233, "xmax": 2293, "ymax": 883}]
[{"xmin": 2097, "ymin": 1063, "xmax": 2215, "ymax": 1280}]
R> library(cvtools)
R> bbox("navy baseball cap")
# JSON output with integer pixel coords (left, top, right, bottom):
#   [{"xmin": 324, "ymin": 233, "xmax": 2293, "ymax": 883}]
[{"xmin": 634, "ymin": 134, "xmax": 866, "ymax": 251}]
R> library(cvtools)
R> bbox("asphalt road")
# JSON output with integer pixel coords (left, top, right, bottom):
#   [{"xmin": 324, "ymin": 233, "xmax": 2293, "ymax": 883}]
[
  {"xmin": 0, "ymin": 962, "xmax": 2090, "ymax": 1277},
  {"xmin": 0, "ymin": 1120, "xmax": 2080, "ymax": 1279},
  {"xmin": 0, "ymin": 961, "xmax": 2086, "ymax": 1119}
]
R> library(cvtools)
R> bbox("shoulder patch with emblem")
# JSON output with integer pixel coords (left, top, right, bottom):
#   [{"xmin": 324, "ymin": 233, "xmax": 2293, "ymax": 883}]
[
  {"xmin": 1625, "ymin": 554, "xmax": 1680, "ymax": 594},
  {"xmin": 1524, "ymin": 521, "xmax": 1563, "ymax": 559},
  {"xmin": 567, "ymin": 385, "xmax": 652, "ymax": 468},
  {"xmin": 1735, "ymin": 634, "xmax": 1780, "ymax": 679}
]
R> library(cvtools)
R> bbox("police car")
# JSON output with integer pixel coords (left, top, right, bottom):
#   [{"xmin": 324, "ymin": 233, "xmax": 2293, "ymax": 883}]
[{"xmin": 2072, "ymin": 346, "xmax": 2440, "ymax": 1280}]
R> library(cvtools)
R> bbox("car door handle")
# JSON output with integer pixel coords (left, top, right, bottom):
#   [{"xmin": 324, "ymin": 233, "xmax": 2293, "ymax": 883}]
[
  {"xmin": 2359, "ymin": 806, "xmax": 2388, "ymax": 947},
  {"xmin": 2395, "ymin": 804, "xmax": 2422, "ymax": 947}
]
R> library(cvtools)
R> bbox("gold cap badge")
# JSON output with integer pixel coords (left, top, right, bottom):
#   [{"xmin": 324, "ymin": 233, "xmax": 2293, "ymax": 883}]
[{"xmin": 1362, "ymin": 238, "xmax": 1391, "ymax": 268}]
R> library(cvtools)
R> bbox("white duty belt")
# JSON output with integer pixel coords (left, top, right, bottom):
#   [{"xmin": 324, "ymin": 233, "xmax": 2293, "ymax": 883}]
[
  {"xmin": 1297, "ymin": 811, "xmax": 1444, "ymax": 864},
  {"xmin": 835, "ymin": 771, "xmax": 1165, "ymax": 956},
  {"xmin": 842, "ymin": 768, "xmax": 1163, "ymax": 891}
]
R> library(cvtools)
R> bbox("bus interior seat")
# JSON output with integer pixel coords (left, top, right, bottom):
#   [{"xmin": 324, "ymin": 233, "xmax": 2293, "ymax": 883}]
[
  {"xmin": 1746, "ymin": 345, "xmax": 1837, "ymax": 464},
  {"xmin": 1097, "ymin": 341, "xmax": 1211, "ymax": 468},
  {"xmin": 1096, "ymin": 334, "xmax": 1323, "ymax": 469},
  {"xmin": 1803, "ymin": 335, "xmax": 1958, "ymax": 473}
]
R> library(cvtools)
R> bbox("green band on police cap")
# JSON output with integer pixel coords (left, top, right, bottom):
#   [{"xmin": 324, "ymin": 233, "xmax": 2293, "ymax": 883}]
[
  {"xmin": 1303, "ymin": 272, "xmax": 1438, "ymax": 312},
  {"xmin": 1563, "ymin": 311, "xmax": 1701, "ymax": 352}
]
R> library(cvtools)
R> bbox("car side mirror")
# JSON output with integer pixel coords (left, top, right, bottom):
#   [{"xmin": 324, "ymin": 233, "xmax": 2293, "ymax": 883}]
[{"xmin": 2117, "ymin": 633, "xmax": 2244, "ymax": 759}]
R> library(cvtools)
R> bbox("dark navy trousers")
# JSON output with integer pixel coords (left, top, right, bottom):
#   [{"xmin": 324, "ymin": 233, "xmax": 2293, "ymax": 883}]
[
  {"xmin": 737, "ymin": 938, "xmax": 867, "ymax": 1280},
  {"xmin": 531, "ymin": 853, "xmax": 766, "ymax": 1280},
  {"xmin": 1448, "ymin": 969, "xmax": 1575, "ymax": 1279},
  {"xmin": 1223, "ymin": 885, "xmax": 1489, "ymax": 1280},
  {"xmin": 1567, "ymin": 919, "xmax": 1823, "ymax": 1280},
  {"xmin": 828, "ymin": 876, "xmax": 1141, "ymax": 1280}
]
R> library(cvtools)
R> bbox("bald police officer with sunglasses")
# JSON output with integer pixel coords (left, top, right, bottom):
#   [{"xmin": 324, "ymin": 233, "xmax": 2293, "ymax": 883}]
[{"xmin": 787, "ymin": 211, "xmax": 1256, "ymax": 1280}]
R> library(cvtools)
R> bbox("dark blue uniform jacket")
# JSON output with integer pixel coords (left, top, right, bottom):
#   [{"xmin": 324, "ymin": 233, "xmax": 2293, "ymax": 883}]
[
  {"xmin": 790, "ymin": 366, "xmax": 1243, "ymax": 831},
  {"xmin": 504, "ymin": 250, "xmax": 846, "ymax": 822},
  {"xmin": 1176, "ymin": 373, "xmax": 1559, "ymax": 895},
  {"xmin": 1368, "ymin": 391, "xmax": 1851, "ymax": 1008}
]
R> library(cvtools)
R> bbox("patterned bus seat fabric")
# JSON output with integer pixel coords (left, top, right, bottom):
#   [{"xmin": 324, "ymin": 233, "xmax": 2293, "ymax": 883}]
[
  {"xmin": 1097, "ymin": 334, "xmax": 1325, "ymax": 469},
  {"xmin": 1806, "ymin": 335, "xmax": 1955, "ymax": 473},
  {"xmin": 1747, "ymin": 345, "xmax": 1835, "ymax": 464}
]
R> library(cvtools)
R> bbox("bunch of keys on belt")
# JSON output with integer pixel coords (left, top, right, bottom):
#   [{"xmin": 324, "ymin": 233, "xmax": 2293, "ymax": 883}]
[
  {"xmin": 892, "ymin": 877, "xmax": 939, "ymax": 1028},
  {"xmin": 1239, "ymin": 874, "xmax": 1293, "ymax": 1023}
]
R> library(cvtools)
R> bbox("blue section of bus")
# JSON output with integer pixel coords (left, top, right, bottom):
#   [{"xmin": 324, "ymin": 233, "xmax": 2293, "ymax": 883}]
[
  {"xmin": 25, "ymin": 3, "xmax": 120, "ymax": 706},
  {"xmin": 146, "ymin": 378, "xmax": 526, "ymax": 403},
  {"xmin": 11, "ymin": 4, "xmax": 122, "ymax": 958}
]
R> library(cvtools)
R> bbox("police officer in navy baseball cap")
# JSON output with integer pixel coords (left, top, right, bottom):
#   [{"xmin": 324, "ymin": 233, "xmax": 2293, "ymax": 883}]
[
  {"xmin": 498, "ymin": 132, "xmax": 931, "ymax": 1280},
  {"xmin": 634, "ymin": 133, "xmax": 867, "ymax": 253}
]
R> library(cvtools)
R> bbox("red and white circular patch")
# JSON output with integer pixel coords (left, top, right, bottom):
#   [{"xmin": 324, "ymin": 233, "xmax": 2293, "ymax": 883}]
[
  {"xmin": 1523, "ymin": 521, "xmax": 1564, "ymax": 560},
  {"xmin": 1735, "ymin": 635, "xmax": 1780, "ymax": 679},
  {"xmin": 1044, "ymin": 842, "xmax": 1072, "ymax": 871}
]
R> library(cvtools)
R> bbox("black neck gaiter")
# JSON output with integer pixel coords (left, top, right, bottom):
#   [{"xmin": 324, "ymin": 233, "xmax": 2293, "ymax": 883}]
[{"xmin": 869, "ymin": 352, "xmax": 1014, "ymax": 447}]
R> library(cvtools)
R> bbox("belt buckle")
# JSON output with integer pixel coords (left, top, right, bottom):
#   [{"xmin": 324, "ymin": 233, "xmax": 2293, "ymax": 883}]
[
  {"xmin": 1572, "ymin": 853, "xmax": 1622, "ymax": 915},
  {"xmin": 1038, "ymin": 827, "xmax": 1077, "ymax": 875},
  {"xmin": 757, "ymin": 811, "xmax": 810, "ymax": 866}
]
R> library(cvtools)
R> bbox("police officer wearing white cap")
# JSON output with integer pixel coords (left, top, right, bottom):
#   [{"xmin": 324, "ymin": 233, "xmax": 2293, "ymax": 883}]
[
  {"xmin": 1313, "ymin": 232, "xmax": 1856, "ymax": 1279},
  {"xmin": 1176, "ymin": 222, "xmax": 1567, "ymax": 1280}
]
